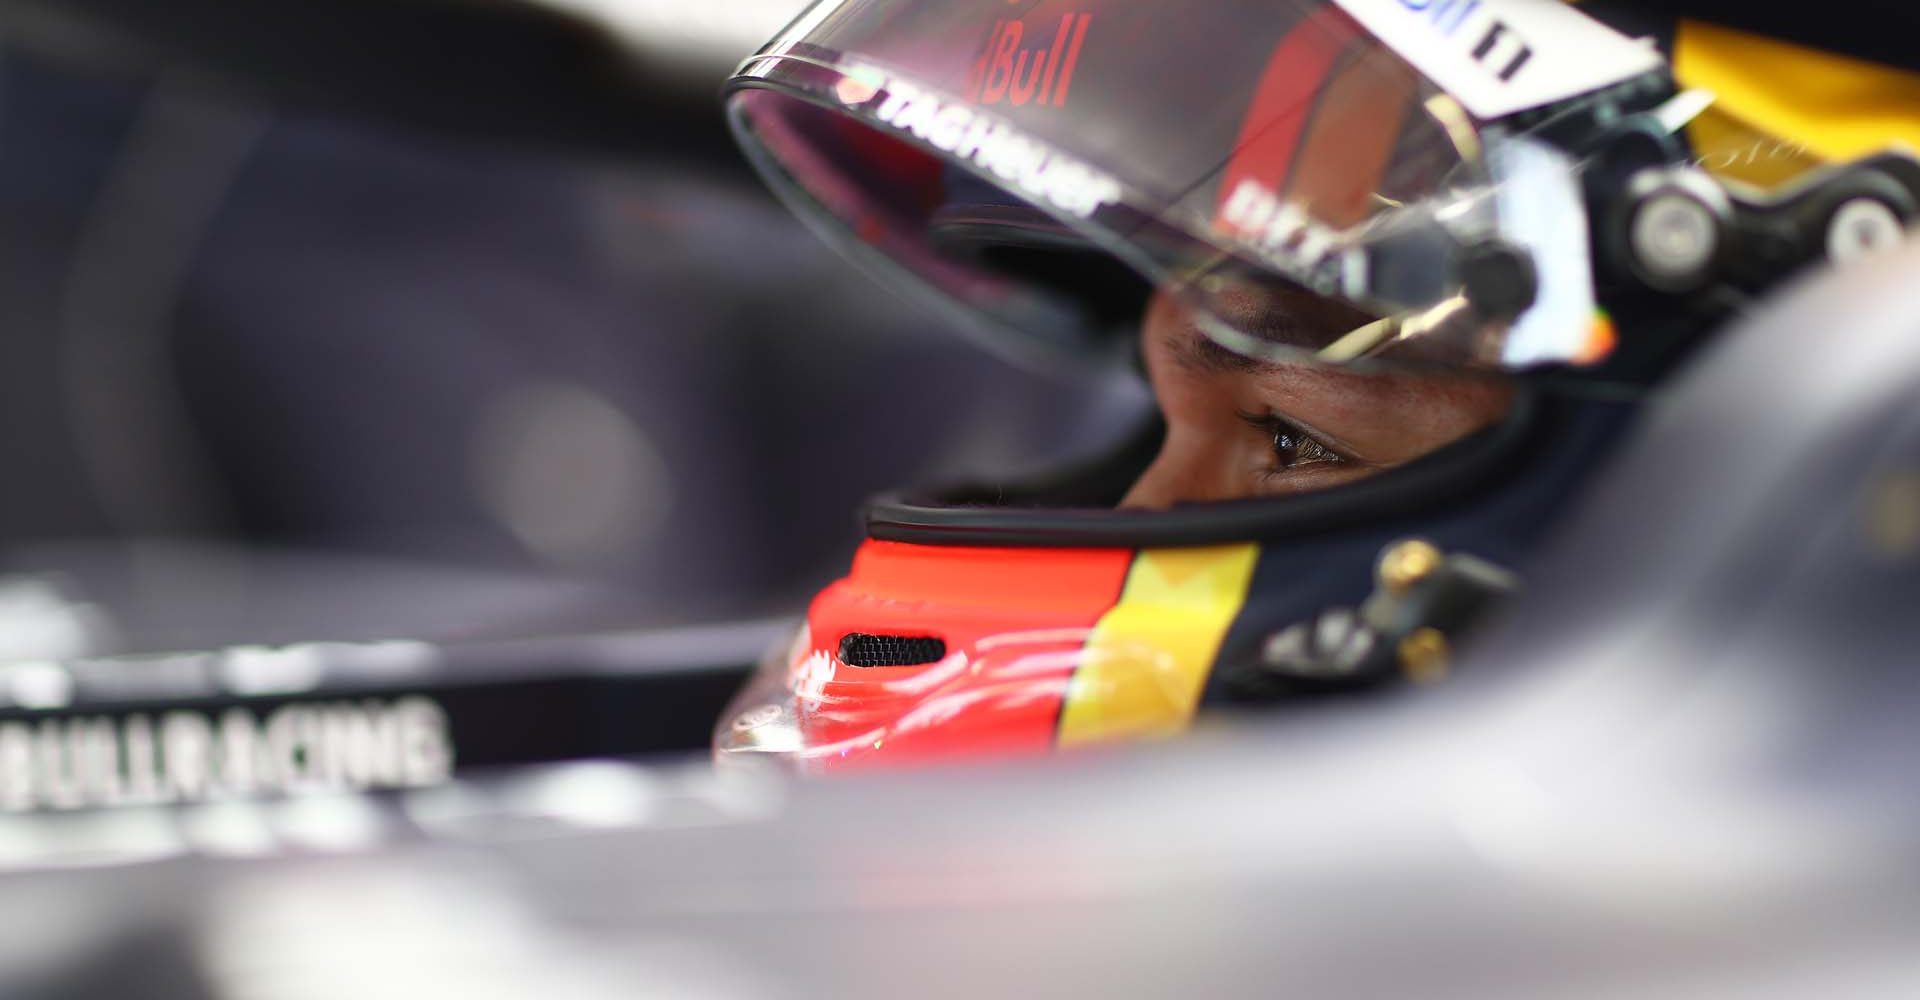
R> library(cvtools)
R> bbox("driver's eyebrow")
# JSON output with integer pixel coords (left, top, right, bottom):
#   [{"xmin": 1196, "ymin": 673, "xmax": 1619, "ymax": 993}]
[{"xmin": 1170, "ymin": 331, "xmax": 1283, "ymax": 376}]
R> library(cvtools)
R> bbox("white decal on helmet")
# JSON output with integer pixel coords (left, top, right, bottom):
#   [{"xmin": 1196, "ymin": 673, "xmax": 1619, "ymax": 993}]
[
  {"xmin": 848, "ymin": 65, "xmax": 1124, "ymax": 219},
  {"xmin": 1333, "ymin": 0, "xmax": 1664, "ymax": 120},
  {"xmin": 1220, "ymin": 177, "xmax": 1350, "ymax": 274}
]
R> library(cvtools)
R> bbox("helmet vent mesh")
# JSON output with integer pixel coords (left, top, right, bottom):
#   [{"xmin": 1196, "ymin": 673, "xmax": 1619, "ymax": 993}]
[{"xmin": 838, "ymin": 634, "xmax": 946, "ymax": 668}]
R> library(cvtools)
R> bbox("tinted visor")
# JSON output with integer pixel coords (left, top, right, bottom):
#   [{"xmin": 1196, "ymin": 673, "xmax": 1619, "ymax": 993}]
[{"xmin": 727, "ymin": 0, "xmax": 1653, "ymax": 370}]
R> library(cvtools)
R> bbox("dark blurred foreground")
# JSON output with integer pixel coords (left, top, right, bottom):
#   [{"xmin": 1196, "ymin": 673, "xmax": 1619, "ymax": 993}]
[{"xmin": 3, "ymin": 186, "xmax": 1920, "ymax": 999}]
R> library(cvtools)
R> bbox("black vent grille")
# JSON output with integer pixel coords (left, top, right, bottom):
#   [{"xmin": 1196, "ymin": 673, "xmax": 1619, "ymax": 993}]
[{"xmin": 838, "ymin": 634, "xmax": 946, "ymax": 668}]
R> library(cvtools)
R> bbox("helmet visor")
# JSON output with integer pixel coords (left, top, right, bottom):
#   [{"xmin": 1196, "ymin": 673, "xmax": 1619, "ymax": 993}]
[{"xmin": 727, "ymin": 0, "xmax": 1659, "ymax": 371}]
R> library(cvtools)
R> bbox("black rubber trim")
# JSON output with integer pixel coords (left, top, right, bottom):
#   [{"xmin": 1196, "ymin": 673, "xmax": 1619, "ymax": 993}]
[{"xmin": 866, "ymin": 388, "xmax": 1549, "ymax": 548}]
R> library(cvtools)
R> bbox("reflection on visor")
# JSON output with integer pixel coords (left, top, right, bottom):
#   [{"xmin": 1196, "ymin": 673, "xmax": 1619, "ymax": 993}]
[{"xmin": 728, "ymin": 0, "xmax": 1658, "ymax": 372}]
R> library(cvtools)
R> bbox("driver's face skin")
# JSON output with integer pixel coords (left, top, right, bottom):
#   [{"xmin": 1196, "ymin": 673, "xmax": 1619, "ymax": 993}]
[{"xmin": 1120, "ymin": 290, "xmax": 1515, "ymax": 509}]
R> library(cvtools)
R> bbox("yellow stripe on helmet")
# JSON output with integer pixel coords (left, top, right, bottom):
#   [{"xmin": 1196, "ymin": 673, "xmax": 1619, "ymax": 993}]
[
  {"xmin": 1677, "ymin": 20, "xmax": 1920, "ymax": 187},
  {"xmin": 1057, "ymin": 543, "xmax": 1259, "ymax": 747}
]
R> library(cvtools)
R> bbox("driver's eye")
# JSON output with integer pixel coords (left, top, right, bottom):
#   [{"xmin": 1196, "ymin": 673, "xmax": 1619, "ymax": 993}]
[{"xmin": 1240, "ymin": 411, "xmax": 1345, "ymax": 474}]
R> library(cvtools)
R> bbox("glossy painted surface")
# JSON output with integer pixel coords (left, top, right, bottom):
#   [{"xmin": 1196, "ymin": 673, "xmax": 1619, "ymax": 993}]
[{"xmin": 722, "ymin": 538, "xmax": 1260, "ymax": 770}]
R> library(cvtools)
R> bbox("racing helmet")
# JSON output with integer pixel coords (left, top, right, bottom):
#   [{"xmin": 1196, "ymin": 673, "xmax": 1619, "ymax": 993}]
[{"xmin": 715, "ymin": 0, "xmax": 1920, "ymax": 771}]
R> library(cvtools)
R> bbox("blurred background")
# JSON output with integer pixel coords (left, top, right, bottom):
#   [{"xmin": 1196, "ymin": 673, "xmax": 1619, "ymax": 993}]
[
  {"xmin": 0, "ymin": 5, "xmax": 1916, "ymax": 997},
  {"xmin": 0, "ymin": 1, "xmax": 1148, "ymax": 660}
]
